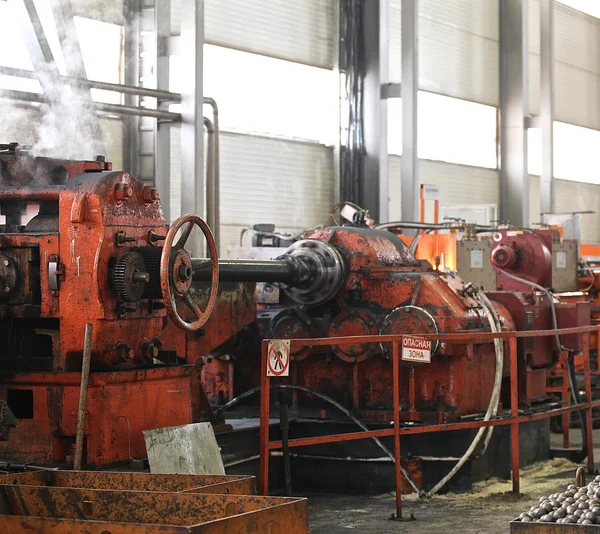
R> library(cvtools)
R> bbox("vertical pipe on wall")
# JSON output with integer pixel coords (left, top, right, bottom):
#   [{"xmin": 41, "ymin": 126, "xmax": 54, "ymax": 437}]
[
  {"xmin": 180, "ymin": 0, "xmax": 204, "ymax": 255},
  {"xmin": 156, "ymin": 0, "xmax": 172, "ymax": 223}
]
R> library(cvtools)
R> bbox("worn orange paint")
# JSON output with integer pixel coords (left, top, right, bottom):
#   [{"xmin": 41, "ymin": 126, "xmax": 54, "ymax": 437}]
[{"xmin": 0, "ymin": 150, "xmax": 225, "ymax": 466}]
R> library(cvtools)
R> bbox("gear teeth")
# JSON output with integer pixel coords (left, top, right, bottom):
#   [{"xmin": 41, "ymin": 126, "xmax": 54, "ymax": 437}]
[
  {"xmin": 138, "ymin": 246, "xmax": 163, "ymax": 299},
  {"xmin": 111, "ymin": 251, "xmax": 147, "ymax": 302}
]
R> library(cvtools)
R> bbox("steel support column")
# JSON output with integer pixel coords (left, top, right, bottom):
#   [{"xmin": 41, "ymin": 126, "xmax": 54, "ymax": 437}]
[
  {"xmin": 500, "ymin": 0, "xmax": 529, "ymax": 227},
  {"xmin": 401, "ymin": 0, "xmax": 419, "ymax": 224},
  {"xmin": 362, "ymin": 0, "xmax": 388, "ymax": 223},
  {"xmin": 123, "ymin": 0, "xmax": 140, "ymax": 176},
  {"xmin": 156, "ymin": 0, "xmax": 172, "ymax": 223},
  {"xmin": 540, "ymin": 0, "xmax": 555, "ymax": 215},
  {"xmin": 180, "ymin": 0, "xmax": 204, "ymax": 255}
]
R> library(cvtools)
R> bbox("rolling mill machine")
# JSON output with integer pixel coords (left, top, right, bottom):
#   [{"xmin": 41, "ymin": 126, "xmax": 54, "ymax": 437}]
[
  {"xmin": 199, "ymin": 208, "xmax": 595, "ymax": 492},
  {"xmin": 0, "ymin": 145, "xmax": 593, "ymax": 496},
  {"xmin": 0, "ymin": 143, "xmax": 250, "ymax": 466}
]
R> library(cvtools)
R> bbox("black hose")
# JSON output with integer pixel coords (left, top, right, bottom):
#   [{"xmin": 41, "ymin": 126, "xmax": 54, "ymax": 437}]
[{"xmin": 214, "ymin": 384, "xmax": 421, "ymax": 493}]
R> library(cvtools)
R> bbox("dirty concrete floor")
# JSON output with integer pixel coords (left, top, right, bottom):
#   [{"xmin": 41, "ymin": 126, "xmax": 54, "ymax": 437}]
[{"xmin": 308, "ymin": 429, "xmax": 600, "ymax": 533}]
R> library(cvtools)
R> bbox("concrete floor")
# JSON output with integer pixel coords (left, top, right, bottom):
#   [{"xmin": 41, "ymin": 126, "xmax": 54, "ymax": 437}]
[{"xmin": 307, "ymin": 428, "xmax": 600, "ymax": 533}]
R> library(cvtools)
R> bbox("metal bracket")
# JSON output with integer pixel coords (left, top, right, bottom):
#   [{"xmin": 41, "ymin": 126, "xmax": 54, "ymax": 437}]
[{"xmin": 48, "ymin": 255, "xmax": 64, "ymax": 291}]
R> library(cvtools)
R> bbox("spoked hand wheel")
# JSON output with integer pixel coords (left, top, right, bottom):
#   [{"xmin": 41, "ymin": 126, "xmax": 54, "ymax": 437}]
[{"xmin": 160, "ymin": 214, "xmax": 219, "ymax": 332}]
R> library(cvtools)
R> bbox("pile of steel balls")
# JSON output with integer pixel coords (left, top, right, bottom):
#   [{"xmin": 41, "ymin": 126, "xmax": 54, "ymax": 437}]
[{"xmin": 518, "ymin": 476, "xmax": 600, "ymax": 525}]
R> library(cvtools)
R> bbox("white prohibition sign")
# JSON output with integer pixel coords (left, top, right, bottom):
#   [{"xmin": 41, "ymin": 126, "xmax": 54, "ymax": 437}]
[{"xmin": 267, "ymin": 339, "xmax": 291, "ymax": 377}]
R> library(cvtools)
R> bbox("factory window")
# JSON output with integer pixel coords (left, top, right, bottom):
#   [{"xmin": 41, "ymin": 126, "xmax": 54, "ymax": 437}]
[
  {"xmin": 0, "ymin": 3, "xmax": 122, "ymax": 104},
  {"xmin": 170, "ymin": 45, "xmax": 338, "ymax": 145},
  {"xmin": 387, "ymin": 92, "xmax": 498, "ymax": 169},
  {"xmin": 528, "ymin": 122, "xmax": 600, "ymax": 184}
]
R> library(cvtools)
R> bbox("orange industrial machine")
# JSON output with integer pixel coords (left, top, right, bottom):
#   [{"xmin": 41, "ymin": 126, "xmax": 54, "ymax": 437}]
[
  {"xmin": 200, "ymin": 223, "xmax": 580, "ymax": 420},
  {"xmin": 0, "ymin": 144, "xmax": 261, "ymax": 466}
]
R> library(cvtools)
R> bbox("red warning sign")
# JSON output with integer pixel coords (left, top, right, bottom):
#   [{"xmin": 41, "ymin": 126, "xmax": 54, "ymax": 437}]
[
  {"xmin": 267, "ymin": 339, "xmax": 291, "ymax": 377},
  {"xmin": 401, "ymin": 336, "xmax": 432, "ymax": 363}
]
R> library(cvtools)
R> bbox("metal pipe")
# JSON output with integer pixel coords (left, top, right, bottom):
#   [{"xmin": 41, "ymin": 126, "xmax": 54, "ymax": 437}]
[
  {"xmin": 74, "ymin": 323, "xmax": 93, "ymax": 471},
  {"xmin": 0, "ymin": 65, "xmax": 182, "ymax": 101},
  {"xmin": 0, "ymin": 189, "xmax": 61, "ymax": 201},
  {"xmin": 0, "ymin": 88, "xmax": 181, "ymax": 121},
  {"xmin": 192, "ymin": 258, "xmax": 295, "ymax": 283},
  {"xmin": 94, "ymin": 103, "xmax": 181, "ymax": 121},
  {"xmin": 375, "ymin": 221, "xmax": 495, "ymax": 232},
  {"xmin": 280, "ymin": 404, "xmax": 292, "ymax": 497},
  {"xmin": 204, "ymin": 97, "xmax": 220, "ymax": 253},
  {"xmin": 204, "ymin": 117, "xmax": 217, "ymax": 251}
]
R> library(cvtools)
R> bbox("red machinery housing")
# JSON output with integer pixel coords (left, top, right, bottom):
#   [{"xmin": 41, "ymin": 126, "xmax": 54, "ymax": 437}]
[
  {"xmin": 0, "ymin": 145, "xmax": 247, "ymax": 466},
  {"xmin": 200, "ymin": 224, "xmax": 574, "ymax": 424}
]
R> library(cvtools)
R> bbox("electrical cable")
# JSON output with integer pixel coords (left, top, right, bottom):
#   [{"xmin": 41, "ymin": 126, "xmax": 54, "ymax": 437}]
[
  {"xmin": 423, "ymin": 286, "xmax": 504, "ymax": 497},
  {"xmin": 214, "ymin": 383, "xmax": 421, "ymax": 494}
]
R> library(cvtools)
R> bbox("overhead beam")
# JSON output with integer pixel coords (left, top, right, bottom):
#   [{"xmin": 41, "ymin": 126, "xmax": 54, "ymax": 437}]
[
  {"xmin": 401, "ymin": 0, "xmax": 419, "ymax": 224},
  {"xmin": 499, "ymin": 0, "xmax": 529, "ymax": 227}
]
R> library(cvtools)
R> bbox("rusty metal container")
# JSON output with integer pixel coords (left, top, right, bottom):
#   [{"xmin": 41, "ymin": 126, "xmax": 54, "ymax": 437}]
[
  {"xmin": 0, "ymin": 470, "xmax": 256, "ymax": 495},
  {"xmin": 0, "ymin": 485, "xmax": 308, "ymax": 533},
  {"xmin": 510, "ymin": 520, "xmax": 600, "ymax": 532}
]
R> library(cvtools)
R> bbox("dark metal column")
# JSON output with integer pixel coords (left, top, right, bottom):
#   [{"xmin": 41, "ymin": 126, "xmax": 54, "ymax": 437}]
[
  {"xmin": 401, "ymin": 0, "xmax": 419, "ymax": 224},
  {"xmin": 540, "ymin": 0, "xmax": 555, "ymax": 215},
  {"xmin": 499, "ymin": 0, "xmax": 529, "ymax": 227}
]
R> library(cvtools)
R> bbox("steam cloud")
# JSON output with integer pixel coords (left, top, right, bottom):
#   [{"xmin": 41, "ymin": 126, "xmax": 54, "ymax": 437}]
[{"xmin": 0, "ymin": 0, "xmax": 107, "ymax": 161}]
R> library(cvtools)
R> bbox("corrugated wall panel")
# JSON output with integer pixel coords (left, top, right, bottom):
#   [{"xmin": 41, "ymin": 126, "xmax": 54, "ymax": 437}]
[
  {"xmin": 170, "ymin": 131, "xmax": 335, "ymax": 257},
  {"xmin": 389, "ymin": 0, "xmax": 499, "ymax": 105},
  {"xmin": 389, "ymin": 0, "xmax": 401, "ymax": 81},
  {"xmin": 419, "ymin": 18, "xmax": 498, "ymax": 105},
  {"xmin": 529, "ymin": 0, "xmax": 600, "ymax": 129},
  {"xmin": 172, "ymin": 0, "xmax": 338, "ymax": 68},
  {"xmin": 555, "ymin": 180, "xmax": 600, "ymax": 242},
  {"xmin": 555, "ymin": 63, "xmax": 600, "ymax": 130},
  {"xmin": 219, "ymin": 133, "xmax": 334, "ymax": 256},
  {"xmin": 388, "ymin": 156, "xmax": 499, "ymax": 221}
]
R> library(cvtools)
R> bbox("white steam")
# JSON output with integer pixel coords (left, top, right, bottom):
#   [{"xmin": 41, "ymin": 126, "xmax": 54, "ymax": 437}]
[{"xmin": 0, "ymin": 0, "xmax": 106, "ymax": 161}]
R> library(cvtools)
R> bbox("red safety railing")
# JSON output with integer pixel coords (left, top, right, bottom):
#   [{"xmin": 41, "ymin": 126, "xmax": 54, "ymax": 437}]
[{"xmin": 258, "ymin": 325, "xmax": 600, "ymax": 520}]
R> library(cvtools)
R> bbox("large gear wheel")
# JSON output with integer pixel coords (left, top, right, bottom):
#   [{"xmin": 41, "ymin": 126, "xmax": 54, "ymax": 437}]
[{"xmin": 111, "ymin": 251, "xmax": 149, "ymax": 302}]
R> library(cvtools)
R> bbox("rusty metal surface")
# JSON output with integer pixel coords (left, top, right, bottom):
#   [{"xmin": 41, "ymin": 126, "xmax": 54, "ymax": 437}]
[
  {"xmin": 510, "ymin": 520, "xmax": 600, "ymax": 532},
  {"xmin": 160, "ymin": 214, "xmax": 219, "ymax": 333},
  {"xmin": 0, "ymin": 471, "xmax": 256, "ymax": 495},
  {"xmin": 0, "ymin": 366, "xmax": 215, "ymax": 465},
  {"xmin": 0, "ymin": 486, "xmax": 308, "ymax": 533}
]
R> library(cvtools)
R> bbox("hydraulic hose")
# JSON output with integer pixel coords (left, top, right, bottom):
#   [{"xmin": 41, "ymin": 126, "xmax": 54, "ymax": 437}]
[
  {"xmin": 214, "ymin": 384, "xmax": 421, "ymax": 493},
  {"xmin": 423, "ymin": 287, "xmax": 504, "ymax": 497},
  {"xmin": 375, "ymin": 221, "xmax": 495, "ymax": 233}
]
